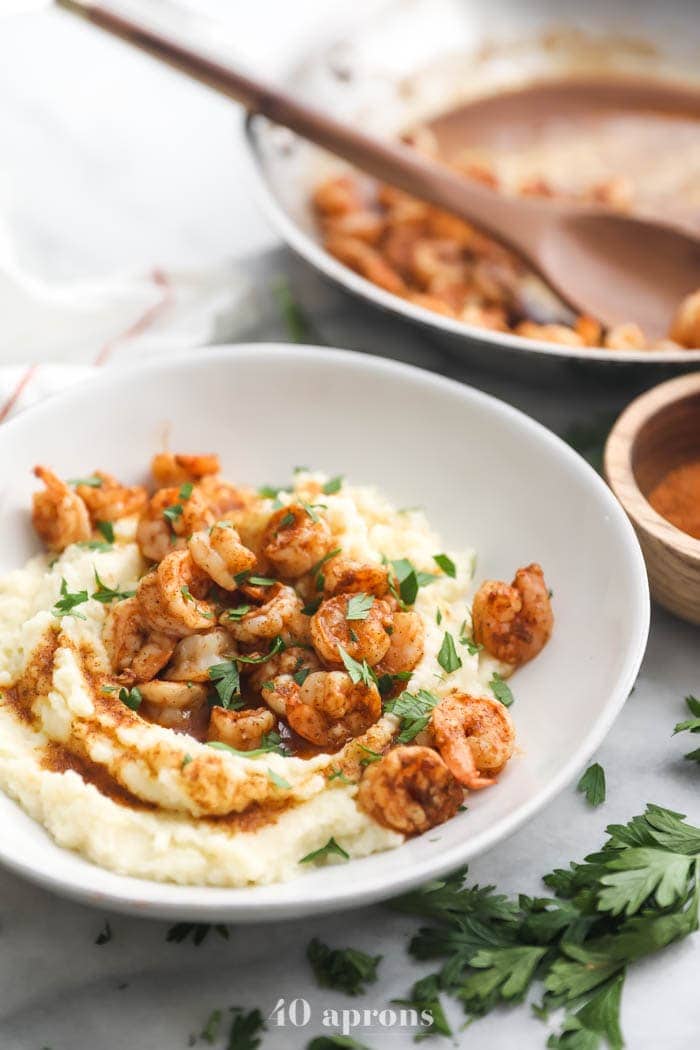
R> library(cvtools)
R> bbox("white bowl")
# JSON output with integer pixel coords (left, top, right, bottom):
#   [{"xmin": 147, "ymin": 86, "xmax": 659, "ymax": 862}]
[
  {"xmin": 245, "ymin": 0, "xmax": 700, "ymax": 371},
  {"xmin": 0, "ymin": 345, "xmax": 649, "ymax": 919}
]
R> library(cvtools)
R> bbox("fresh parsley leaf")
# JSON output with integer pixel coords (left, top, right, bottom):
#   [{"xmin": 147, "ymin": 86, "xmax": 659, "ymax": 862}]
[
  {"xmin": 393, "ymin": 973, "xmax": 452, "ymax": 1041},
  {"xmin": 293, "ymin": 667, "xmax": 311, "ymax": 686},
  {"xmin": 322, "ymin": 475, "xmax": 344, "ymax": 495},
  {"xmin": 178, "ymin": 481, "xmax": 194, "ymax": 500},
  {"xmin": 433, "ymin": 553, "xmax": 456, "ymax": 578},
  {"xmin": 490, "ymin": 672, "xmax": 514, "ymax": 707},
  {"xmin": 577, "ymin": 763, "xmax": 606, "ymax": 807},
  {"xmin": 247, "ymin": 575, "xmax": 276, "ymax": 587},
  {"xmin": 225, "ymin": 605, "xmax": 252, "ymax": 621},
  {"xmin": 95, "ymin": 920, "xmax": 112, "ymax": 945},
  {"xmin": 385, "ymin": 689, "xmax": 439, "ymax": 743},
  {"xmin": 299, "ymin": 499, "xmax": 325, "ymax": 523},
  {"xmin": 68, "ymin": 474, "xmax": 102, "ymax": 488},
  {"xmin": 307, "ymin": 937, "xmax": 381, "ymax": 996},
  {"xmin": 357, "ymin": 744, "xmax": 382, "ymax": 767},
  {"xmin": 236, "ymin": 636, "xmax": 285, "ymax": 665},
  {"xmin": 547, "ymin": 971, "xmax": 625, "ymax": 1050},
  {"xmin": 277, "ymin": 511, "xmax": 295, "ymax": 529},
  {"xmin": 52, "ymin": 578, "xmax": 89, "ymax": 619},
  {"xmin": 77, "ymin": 540, "xmax": 113, "ymax": 552},
  {"xmin": 181, "ymin": 754, "xmax": 193, "ymax": 769},
  {"xmin": 162, "ymin": 502, "xmax": 183, "ymax": 525},
  {"xmin": 258, "ymin": 483, "xmax": 291, "ymax": 500},
  {"xmin": 96, "ymin": 520, "xmax": 114, "ymax": 543},
  {"xmin": 437, "ymin": 631, "xmax": 462, "ymax": 674},
  {"xmin": 226, "ymin": 1007, "xmax": 266, "ymax": 1050},
  {"xmin": 346, "ymin": 592, "xmax": 375, "ymax": 621},
  {"xmin": 166, "ymin": 922, "xmax": 229, "ymax": 945},
  {"xmin": 327, "ymin": 768, "xmax": 353, "ymax": 784},
  {"xmin": 92, "ymin": 571, "xmax": 135, "ymax": 604},
  {"xmin": 119, "ymin": 686, "xmax": 142, "ymax": 710},
  {"xmin": 300, "ymin": 837, "xmax": 350, "ymax": 865},
  {"xmin": 674, "ymin": 695, "xmax": 700, "ymax": 762},
  {"xmin": 207, "ymin": 733, "xmax": 289, "ymax": 759},
  {"xmin": 389, "ymin": 558, "xmax": 436, "ymax": 605},
  {"xmin": 337, "ymin": 644, "xmax": 377, "ymax": 688},
  {"xmin": 267, "ymin": 768, "xmax": 291, "ymax": 790},
  {"xmin": 200, "ymin": 1008, "xmax": 223, "ymax": 1044},
  {"xmin": 310, "ymin": 546, "xmax": 342, "ymax": 591},
  {"xmin": 377, "ymin": 670, "xmax": 412, "ymax": 697},
  {"xmin": 208, "ymin": 661, "xmax": 242, "ymax": 709}
]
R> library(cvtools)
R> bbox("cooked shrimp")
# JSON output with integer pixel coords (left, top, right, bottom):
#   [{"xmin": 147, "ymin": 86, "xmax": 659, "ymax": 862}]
[
  {"xmin": 136, "ymin": 486, "xmax": 214, "ymax": 562},
  {"xmin": 310, "ymin": 595, "xmax": 393, "ymax": 667},
  {"xmin": 151, "ymin": 452, "xmax": 220, "ymax": 487},
  {"xmin": 164, "ymin": 628, "xmax": 237, "ymax": 682},
  {"xmin": 247, "ymin": 645, "xmax": 320, "ymax": 696},
  {"xmin": 137, "ymin": 550, "xmax": 216, "ymax": 637},
  {"xmin": 375, "ymin": 610, "xmax": 424, "ymax": 675},
  {"xmin": 138, "ymin": 680, "xmax": 209, "ymax": 735},
  {"xmin": 223, "ymin": 583, "xmax": 307, "ymax": 645},
  {"xmin": 322, "ymin": 556, "xmax": 389, "ymax": 598},
  {"xmin": 284, "ymin": 670, "xmax": 382, "ymax": 748},
  {"xmin": 197, "ymin": 475, "xmax": 254, "ymax": 519},
  {"xmin": 75, "ymin": 471, "xmax": 147, "ymax": 523},
  {"xmin": 103, "ymin": 596, "xmax": 175, "ymax": 682},
  {"xmin": 189, "ymin": 521, "xmax": 256, "ymax": 590},
  {"xmin": 261, "ymin": 504, "xmax": 333, "ymax": 578},
  {"xmin": 207, "ymin": 707, "xmax": 276, "ymax": 751},
  {"xmin": 471, "ymin": 563, "xmax": 553, "ymax": 667},
  {"xmin": 32, "ymin": 466, "xmax": 91, "ymax": 551},
  {"xmin": 357, "ymin": 745, "xmax": 463, "ymax": 833},
  {"xmin": 431, "ymin": 692, "xmax": 515, "ymax": 789}
]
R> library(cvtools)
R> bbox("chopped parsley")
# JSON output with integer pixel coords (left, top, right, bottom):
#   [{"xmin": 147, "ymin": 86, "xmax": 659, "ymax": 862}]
[
  {"xmin": 200, "ymin": 1009, "xmax": 222, "ymax": 1044},
  {"xmin": 311, "ymin": 546, "xmax": 342, "ymax": 591},
  {"xmin": 307, "ymin": 937, "xmax": 381, "ymax": 996},
  {"xmin": 178, "ymin": 481, "xmax": 194, "ymax": 500},
  {"xmin": 207, "ymin": 731, "xmax": 289, "ymax": 759},
  {"xmin": 77, "ymin": 540, "xmax": 113, "ymax": 552},
  {"xmin": 92, "ymin": 571, "xmax": 135, "ymax": 604},
  {"xmin": 267, "ymin": 768, "xmax": 292, "ymax": 790},
  {"xmin": 300, "ymin": 837, "xmax": 350, "ymax": 865},
  {"xmin": 68, "ymin": 474, "xmax": 102, "ymax": 488},
  {"xmin": 433, "ymin": 553, "xmax": 456, "ymax": 578},
  {"xmin": 225, "ymin": 604, "xmax": 252, "ymax": 621},
  {"xmin": 162, "ymin": 503, "xmax": 183, "ymax": 527},
  {"xmin": 389, "ymin": 557, "xmax": 436, "ymax": 607},
  {"xmin": 674, "ymin": 694, "xmax": 700, "ymax": 762},
  {"xmin": 300, "ymin": 499, "xmax": 326, "ymax": 522},
  {"xmin": 234, "ymin": 571, "xmax": 276, "ymax": 587},
  {"xmin": 277, "ymin": 511, "xmax": 296, "ymax": 529},
  {"xmin": 437, "ymin": 631, "xmax": 462, "ymax": 674},
  {"xmin": 385, "ymin": 689, "xmax": 439, "ymax": 743},
  {"xmin": 357, "ymin": 744, "xmax": 382, "ymax": 767},
  {"xmin": 459, "ymin": 620, "xmax": 483, "ymax": 655},
  {"xmin": 258, "ymin": 483, "xmax": 292, "ymax": 500},
  {"xmin": 52, "ymin": 578, "xmax": 89, "ymax": 619},
  {"xmin": 337, "ymin": 645, "xmax": 377, "ymax": 688},
  {"xmin": 208, "ymin": 660, "xmax": 242, "ymax": 709},
  {"xmin": 119, "ymin": 686, "xmax": 142, "ymax": 710},
  {"xmin": 345, "ymin": 593, "xmax": 375, "ymax": 621},
  {"xmin": 236, "ymin": 636, "xmax": 285, "ymax": 665},
  {"xmin": 181, "ymin": 754, "xmax": 193, "ymax": 769},
  {"xmin": 96, "ymin": 520, "xmax": 114, "ymax": 543},
  {"xmin": 376, "ymin": 670, "xmax": 412, "ymax": 697},
  {"xmin": 322, "ymin": 475, "xmax": 344, "ymax": 495},
  {"xmin": 577, "ymin": 762, "xmax": 606, "ymax": 806},
  {"xmin": 227, "ymin": 1007, "xmax": 266, "ymax": 1050},
  {"xmin": 293, "ymin": 667, "xmax": 311, "ymax": 686},
  {"xmin": 392, "ymin": 973, "xmax": 452, "ymax": 1040},
  {"xmin": 327, "ymin": 768, "xmax": 353, "ymax": 784},
  {"xmin": 490, "ymin": 672, "xmax": 514, "ymax": 707}
]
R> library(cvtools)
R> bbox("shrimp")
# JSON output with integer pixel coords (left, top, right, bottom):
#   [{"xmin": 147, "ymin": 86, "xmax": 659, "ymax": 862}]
[
  {"xmin": 31, "ymin": 466, "xmax": 91, "ymax": 551},
  {"xmin": 471, "ymin": 563, "xmax": 553, "ymax": 667},
  {"xmin": 136, "ymin": 485, "xmax": 214, "ymax": 562},
  {"xmin": 189, "ymin": 521, "xmax": 256, "ymax": 590},
  {"xmin": 163, "ymin": 628, "xmax": 237, "ymax": 682},
  {"xmin": 261, "ymin": 505, "xmax": 333, "ymax": 578},
  {"xmin": 223, "ymin": 583, "xmax": 308, "ymax": 645},
  {"xmin": 103, "ymin": 596, "xmax": 175, "ymax": 682},
  {"xmin": 74, "ymin": 471, "xmax": 147, "ymax": 523},
  {"xmin": 247, "ymin": 645, "xmax": 320, "ymax": 696},
  {"xmin": 151, "ymin": 452, "xmax": 220, "ymax": 487},
  {"xmin": 284, "ymin": 670, "xmax": 382, "ymax": 748},
  {"xmin": 357, "ymin": 745, "xmax": 463, "ymax": 833},
  {"xmin": 138, "ymin": 680, "xmax": 209, "ymax": 735},
  {"xmin": 197, "ymin": 475, "xmax": 254, "ymax": 519},
  {"xmin": 137, "ymin": 550, "xmax": 216, "ymax": 637},
  {"xmin": 431, "ymin": 692, "xmax": 515, "ymax": 789},
  {"xmin": 310, "ymin": 595, "xmax": 393, "ymax": 667},
  {"xmin": 322, "ymin": 555, "xmax": 390, "ymax": 598},
  {"xmin": 375, "ymin": 610, "xmax": 424, "ymax": 676},
  {"xmin": 208, "ymin": 707, "xmax": 276, "ymax": 751}
]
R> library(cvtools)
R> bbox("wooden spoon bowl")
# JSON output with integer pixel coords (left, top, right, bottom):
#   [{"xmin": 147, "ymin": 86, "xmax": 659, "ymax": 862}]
[{"xmin": 605, "ymin": 372, "xmax": 700, "ymax": 624}]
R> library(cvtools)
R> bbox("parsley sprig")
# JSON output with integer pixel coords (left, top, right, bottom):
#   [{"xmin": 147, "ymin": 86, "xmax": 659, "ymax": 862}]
[
  {"xmin": 307, "ymin": 938, "xmax": 382, "ymax": 996},
  {"xmin": 300, "ymin": 837, "xmax": 350, "ymax": 865},
  {"xmin": 385, "ymin": 689, "xmax": 439, "ymax": 743},
  {"xmin": 91, "ymin": 571, "xmax": 135, "ymax": 605},
  {"xmin": 52, "ymin": 578, "xmax": 89, "ymax": 619},
  {"xmin": 674, "ymin": 695, "xmax": 700, "ymax": 763},
  {"xmin": 577, "ymin": 762, "xmax": 606, "ymax": 807},
  {"xmin": 391, "ymin": 804, "xmax": 700, "ymax": 1047}
]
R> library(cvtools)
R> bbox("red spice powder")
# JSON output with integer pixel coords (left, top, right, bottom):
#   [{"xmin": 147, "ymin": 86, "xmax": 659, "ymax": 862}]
[{"xmin": 647, "ymin": 459, "xmax": 700, "ymax": 540}]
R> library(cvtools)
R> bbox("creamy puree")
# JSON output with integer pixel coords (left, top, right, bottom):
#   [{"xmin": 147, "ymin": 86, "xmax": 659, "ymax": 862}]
[{"xmin": 0, "ymin": 476, "xmax": 501, "ymax": 887}]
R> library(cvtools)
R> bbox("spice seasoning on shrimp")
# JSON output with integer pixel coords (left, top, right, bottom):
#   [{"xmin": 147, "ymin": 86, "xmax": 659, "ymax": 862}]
[{"xmin": 647, "ymin": 459, "xmax": 700, "ymax": 540}]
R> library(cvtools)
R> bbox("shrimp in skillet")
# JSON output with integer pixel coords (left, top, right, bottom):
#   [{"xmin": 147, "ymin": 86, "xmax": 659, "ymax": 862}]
[
  {"xmin": 310, "ymin": 594, "xmax": 393, "ymax": 667},
  {"xmin": 32, "ymin": 466, "xmax": 91, "ymax": 551},
  {"xmin": 261, "ymin": 504, "xmax": 333, "ymax": 578},
  {"xmin": 137, "ymin": 549, "xmax": 216, "ymax": 637},
  {"xmin": 136, "ymin": 485, "xmax": 213, "ymax": 563},
  {"xmin": 471, "ymin": 563, "xmax": 553, "ymax": 667},
  {"xmin": 357, "ymin": 745, "xmax": 463, "ymax": 833},
  {"xmin": 189, "ymin": 521, "xmax": 256, "ymax": 590},
  {"xmin": 103, "ymin": 596, "xmax": 175, "ymax": 682},
  {"xmin": 431, "ymin": 691, "xmax": 515, "ymax": 789}
]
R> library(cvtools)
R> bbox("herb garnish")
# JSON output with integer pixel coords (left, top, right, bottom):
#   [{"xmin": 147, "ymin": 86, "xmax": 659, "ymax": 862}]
[
  {"xmin": 119, "ymin": 686, "xmax": 142, "ymax": 710},
  {"xmin": 391, "ymin": 803, "xmax": 700, "ymax": 1047},
  {"xmin": 357, "ymin": 744, "xmax": 382, "ymax": 767},
  {"xmin": 68, "ymin": 474, "xmax": 102, "ymax": 488},
  {"xmin": 322, "ymin": 475, "xmax": 344, "ymax": 495},
  {"xmin": 52, "ymin": 578, "xmax": 89, "ymax": 619},
  {"xmin": 258, "ymin": 483, "xmax": 292, "ymax": 500},
  {"xmin": 234, "ymin": 571, "xmax": 276, "ymax": 588},
  {"xmin": 77, "ymin": 540, "xmax": 113, "ymax": 552},
  {"xmin": 437, "ymin": 631, "xmax": 462, "ymax": 674},
  {"xmin": 433, "ymin": 553, "xmax": 456, "ymax": 578},
  {"xmin": 577, "ymin": 762, "xmax": 606, "ymax": 807},
  {"xmin": 92, "ymin": 571, "xmax": 135, "ymax": 604},
  {"xmin": 327, "ymin": 768, "xmax": 353, "ymax": 785},
  {"xmin": 227, "ymin": 1006, "xmax": 266, "ymax": 1050},
  {"xmin": 178, "ymin": 481, "xmax": 194, "ymax": 500},
  {"xmin": 376, "ymin": 670, "xmax": 412, "ymax": 697},
  {"xmin": 346, "ymin": 593, "xmax": 375, "ymax": 621},
  {"xmin": 207, "ymin": 731, "xmax": 289, "ymax": 759},
  {"xmin": 307, "ymin": 937, "xmax": 381, "ymax": 995},
  {"xmin": 311, "ymin": 547, "xmax": 342, "ymax": 591},
  {"xmin": 300, "ymin": 837, "xmax": 350, "ymax": 865},
  {"xmin": 267, "ymin": 768, "xmax": 292, "ymax": 790},
  {"xmin": 674, "ymin": 695, "xmax": 700, "ymax": 762},
  {"xmin": 385, "ymin": 689, "xmax": 439, "ymax": 743},
  {"xmin": 392, "ymin": 973, "xmax": 452, "ymax": 1040},
  {"xmin": 337, "ymin": 645, "xmax": 377, "ymax": 688},
  {"xmin": 490, "ymin": 672, "xmax": 514, "ymax": 707},
  {"xmin": 200, "ymin": 1009, "xmax": 222, "ymax": 1044},
  {"xmin": 459, "ymin": 620, "xmax": 483, "ymax": 655},
  {"xmin": 162, "ymin": 502, "xmax": 183, "ymax": 525},
  {"xmin": 208, "ymin": 661, "xmax": 242, "ymax": 709},
  {"xmin": 389, "ymin": 557, "xmax": 437, "ymax": 607},
  {"xmin": 225, "ymin": 605, "xmax": 252, "ymax": 621},
  {"xmin": 96, "ymin": 520, "xmax": 114, "ymax": 543},
  {"xmin": 300, "ymin": 499, "xmax": 326, "ymax": 522}
]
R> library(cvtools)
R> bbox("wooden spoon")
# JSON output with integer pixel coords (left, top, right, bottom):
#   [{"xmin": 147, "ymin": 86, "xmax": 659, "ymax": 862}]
[{"xmin": 57, "ymin": 0, "xmax": 700, "ymax": 339}]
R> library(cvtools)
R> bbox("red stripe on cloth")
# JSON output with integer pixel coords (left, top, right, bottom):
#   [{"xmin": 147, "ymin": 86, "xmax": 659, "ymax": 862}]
[
  {"xmin": 0, "ymin": 364, "xmax": 39, "ymax": 423},
  {"xmin": 94, "ymin": 268, "xmax": 174, "ymax": 366}
]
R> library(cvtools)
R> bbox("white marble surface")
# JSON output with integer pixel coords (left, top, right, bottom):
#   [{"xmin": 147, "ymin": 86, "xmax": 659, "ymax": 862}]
[{"xmin": 0, "ymin": 3, "xmax": 698, "ymax": 1049}]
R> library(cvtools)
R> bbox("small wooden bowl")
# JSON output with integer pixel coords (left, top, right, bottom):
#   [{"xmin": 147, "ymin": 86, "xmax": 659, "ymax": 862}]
[{"xmin": 605, "ymin": 372, "xmax": 700, "ymax": 624}]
